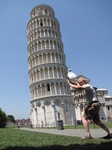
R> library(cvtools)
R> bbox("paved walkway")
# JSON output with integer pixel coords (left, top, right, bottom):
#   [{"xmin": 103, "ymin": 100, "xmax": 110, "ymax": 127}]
[{"xmin": 20, "ymin": 128, "xmax": 112, "ymax": 139}]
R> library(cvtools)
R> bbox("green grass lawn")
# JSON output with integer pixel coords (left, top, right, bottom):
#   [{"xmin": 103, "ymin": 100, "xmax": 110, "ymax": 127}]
[
  {"xmin": 64, "ymin": 121, "xmax": 112, "ymax": 129},
  {"xmin": 0, "ymin": 126, "xmax": 112, "ymax": 150},
  {"xmin": 35, "ymin": 121, "xmax": 112, "ymax": 129}
]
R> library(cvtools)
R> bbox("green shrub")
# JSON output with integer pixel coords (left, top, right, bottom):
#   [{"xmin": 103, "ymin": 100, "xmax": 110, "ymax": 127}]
[{"xmin": 0, "ymin": 108, "xmax": 7, "ymax": 128}]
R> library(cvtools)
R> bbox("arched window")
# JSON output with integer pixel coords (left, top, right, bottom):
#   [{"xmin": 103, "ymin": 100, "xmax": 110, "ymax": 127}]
[
  {"xmin": 108, "ymin": 106, "xmax": 110, "ymax": 110},
  {"xmin": 45, "ymin": 10, "xmax": 47, "ymax": 14},
  {"xmin": 40, "ymin": 22, "xmax": 43, "ymax": 26},
  {"xmin": 47, "ymin": 84, "xmax": 50, "ymax": 91}
]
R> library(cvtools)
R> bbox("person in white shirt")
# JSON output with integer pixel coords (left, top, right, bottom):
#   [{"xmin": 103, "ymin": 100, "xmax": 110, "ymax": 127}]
[{"xmin": 67, "ymin": 77, "xmax": 111, "ymax": 139}]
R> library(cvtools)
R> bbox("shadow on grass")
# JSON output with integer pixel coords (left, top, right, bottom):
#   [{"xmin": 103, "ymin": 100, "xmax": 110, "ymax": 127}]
[{"xmin": 3, "ymin": 142, "xmax": 112, "ymax": 150}]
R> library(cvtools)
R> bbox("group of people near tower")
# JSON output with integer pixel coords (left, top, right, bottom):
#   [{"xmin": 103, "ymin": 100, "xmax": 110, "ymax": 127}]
[{"xmin": 67, "ymin": 77, "xmax": 112, "ymax": 139}]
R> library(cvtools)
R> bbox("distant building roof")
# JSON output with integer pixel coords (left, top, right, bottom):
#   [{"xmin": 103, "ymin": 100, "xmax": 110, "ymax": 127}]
[
  {"xmin": 105, "ymin": 95, "xmax": 112, "ymax": 99},
  {"xmin": 96, "ymin": 89, "xmax": 107, "ymax": 91}
]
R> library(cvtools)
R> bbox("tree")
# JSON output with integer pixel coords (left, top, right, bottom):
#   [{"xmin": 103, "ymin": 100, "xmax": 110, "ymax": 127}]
[
  {"xmin": 0, "ymin": 108, "xmax": 7, "ymax": 128},
  {"xmin": 7, "ymin": 115, "xmax": 15, "ymax": 123}
]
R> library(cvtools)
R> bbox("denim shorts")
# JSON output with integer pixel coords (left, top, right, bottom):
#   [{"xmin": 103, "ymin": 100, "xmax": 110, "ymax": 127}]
[{"xmin": 83, "ymin": 102, "xmax": 100, "ymax": 123}]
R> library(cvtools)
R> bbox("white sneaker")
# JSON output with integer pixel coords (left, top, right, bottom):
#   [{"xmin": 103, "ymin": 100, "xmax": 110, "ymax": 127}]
[{"xmin": 82, "ymin": 135, "xmax": 93, "ymax": 139}]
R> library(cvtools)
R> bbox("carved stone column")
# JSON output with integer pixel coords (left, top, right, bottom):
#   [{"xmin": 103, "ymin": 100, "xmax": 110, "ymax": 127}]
[
  {"xmin": 51, "ymin": 100, "xmax": 56, "ymax": 125},
  {"xmin": 41, "ymin": 101, "xmax": 46, "ymax": 126},
  {"xmin": 61, "ymin": 102, "xmax": 66, "ymax": 124}
]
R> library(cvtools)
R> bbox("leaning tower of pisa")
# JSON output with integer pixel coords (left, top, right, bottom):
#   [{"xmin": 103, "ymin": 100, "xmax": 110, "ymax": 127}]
[{"xmin": 27, "ymin": 4, "xmax": 75, "ymax": 127}]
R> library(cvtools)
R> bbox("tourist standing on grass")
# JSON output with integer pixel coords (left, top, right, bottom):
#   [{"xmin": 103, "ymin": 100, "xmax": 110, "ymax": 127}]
[
  {"xmin": 67, "ymin": 77, "xmax": 111, "ymax": 139},
  {"xmin": 17, "ymin": 122, "xmax": 20, "ymax": 129}
]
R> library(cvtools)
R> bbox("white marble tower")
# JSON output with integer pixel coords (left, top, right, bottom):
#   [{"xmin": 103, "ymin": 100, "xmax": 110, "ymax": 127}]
[{"xmin": 27, "ymin": 4, "xmax": 75, "ymax": 127}]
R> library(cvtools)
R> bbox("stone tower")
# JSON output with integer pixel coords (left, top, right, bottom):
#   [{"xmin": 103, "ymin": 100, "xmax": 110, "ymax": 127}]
[{"xmin": 27, "ymin": 4, "xmax": 75, "ymax": 127}]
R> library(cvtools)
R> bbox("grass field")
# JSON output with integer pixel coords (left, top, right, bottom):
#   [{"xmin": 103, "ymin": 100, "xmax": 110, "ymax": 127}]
[
  {"xmin": 0, "ymin": 123, "xmax": 112, "ymax": 150},
  {"xmin": 31, "ymin": 121, "xmax": 112, "ymax": 129},
  {"xmin": 64, "ymin": 121, "xmax": 112, "ymax": 129}
]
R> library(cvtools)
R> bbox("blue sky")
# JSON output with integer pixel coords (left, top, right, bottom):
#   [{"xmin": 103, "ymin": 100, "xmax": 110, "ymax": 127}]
[{"xmin": 0, "ymin": 0, "xmax": 112, "ymax": 119}]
